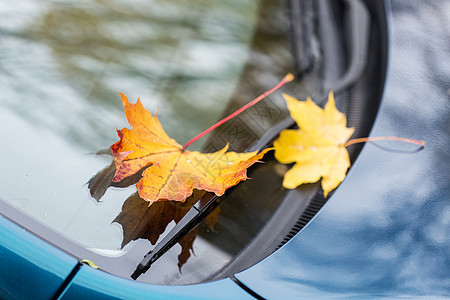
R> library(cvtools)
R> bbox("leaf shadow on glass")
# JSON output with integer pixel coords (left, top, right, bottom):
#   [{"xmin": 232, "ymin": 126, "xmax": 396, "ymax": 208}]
[{"xmin": 88, "ymin": 150, "xmax": 219, "ymax": 271}]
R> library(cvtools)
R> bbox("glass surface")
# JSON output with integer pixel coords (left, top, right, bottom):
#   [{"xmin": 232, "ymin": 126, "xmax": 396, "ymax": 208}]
[
  {"xmin": 0, "ymin": 0, "xmax": 318, "ymax": 284},
  {"xmin": 1, "ymin": 0, "xmax": 260, "ymax": 248}
]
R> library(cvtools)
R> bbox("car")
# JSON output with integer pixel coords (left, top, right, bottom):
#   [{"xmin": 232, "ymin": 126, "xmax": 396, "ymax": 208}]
[{"xmin": 1, "ymin": 0, "xmax": 449, "ymax": 299}]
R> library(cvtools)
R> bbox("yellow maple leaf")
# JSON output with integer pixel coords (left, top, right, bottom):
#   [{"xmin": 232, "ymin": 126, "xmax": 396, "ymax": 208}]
[
  {"xmin": 274, "ymin": 92, "xmax": 354, "ymax": 196},
  {"xmin": 111, "ymin": 93, "xmax": 270, "ymax": 205}
]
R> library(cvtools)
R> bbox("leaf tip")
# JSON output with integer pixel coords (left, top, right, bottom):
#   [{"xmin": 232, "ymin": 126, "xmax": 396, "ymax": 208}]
[
  {"xmin": 281, "ymin": 93, "xmax": 298, "ymax": 103},
  {"xmin": 119, "ymin": 92, "xmax": 129, "ymax": 106},
  {"xmin": 328, "ymin": 90, "xmax": 335, "ymax": 99},
  {"xmin": 326, "ymin": 90, "xmax": 336, "ymax": 107}
]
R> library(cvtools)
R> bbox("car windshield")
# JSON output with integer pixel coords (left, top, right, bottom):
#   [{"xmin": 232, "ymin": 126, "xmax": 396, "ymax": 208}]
[{"xmin": 0, "ymin": 0, "xmax": 321, "ymax": 284}]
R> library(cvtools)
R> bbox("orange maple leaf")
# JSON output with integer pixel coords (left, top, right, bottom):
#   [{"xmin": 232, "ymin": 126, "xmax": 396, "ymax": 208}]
[{"xmin": 111, "ymin": 93, "xmax": 270, "ymax": 205}]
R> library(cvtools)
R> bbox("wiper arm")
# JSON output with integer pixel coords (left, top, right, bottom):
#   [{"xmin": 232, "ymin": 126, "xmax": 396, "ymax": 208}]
[{"xmin": 130, "ymin": 88, "xmax": 366, "ymax": 280}]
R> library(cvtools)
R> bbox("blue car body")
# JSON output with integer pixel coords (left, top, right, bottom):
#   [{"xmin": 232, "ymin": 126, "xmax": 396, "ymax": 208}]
[
  {"xmin": 0, "ymin": 216, "xmax": 252, "ymax": 299},
  {"xmin": 1, "ymin": 0, "xmax": 449, "ymax": 299}
]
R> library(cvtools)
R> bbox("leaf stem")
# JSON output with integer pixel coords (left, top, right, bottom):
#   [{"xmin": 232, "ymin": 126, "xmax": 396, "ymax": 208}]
[
  {"xmin": 183, "ymin": 73, "xmax": 294, "ymax": 150},
  {"xmin": 344, "ymin": 136, "xmax": 425, "ymax": 147}
]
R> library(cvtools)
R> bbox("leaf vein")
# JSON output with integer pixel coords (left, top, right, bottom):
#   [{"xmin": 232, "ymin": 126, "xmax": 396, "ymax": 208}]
[{"xmin": 154, "ymin": 154, "xmax": 182, "ymax": 200}]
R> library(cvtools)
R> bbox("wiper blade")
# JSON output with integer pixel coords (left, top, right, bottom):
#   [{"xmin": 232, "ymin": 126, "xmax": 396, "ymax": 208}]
[{"xmin": 131, "ymin": 194, "xmax": 222, "ymax": 280}]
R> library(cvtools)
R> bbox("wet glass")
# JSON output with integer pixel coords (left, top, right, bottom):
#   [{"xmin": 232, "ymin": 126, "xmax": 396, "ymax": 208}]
[{"xmin": 0, "ymin": 0, "xmax": 319, "ymax": 284}]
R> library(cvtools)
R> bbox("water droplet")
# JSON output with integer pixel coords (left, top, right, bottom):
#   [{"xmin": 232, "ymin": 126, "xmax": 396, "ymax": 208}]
[
  {"xmin": 153, "ymin": 139, "xmax": 156, "ymax": 142},
  {"xmin": 187, "ymin": 160, "xmax": 191, "ymax": 163}
]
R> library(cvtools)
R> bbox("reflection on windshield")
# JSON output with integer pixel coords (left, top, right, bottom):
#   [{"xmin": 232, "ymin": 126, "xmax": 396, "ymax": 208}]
[
  {"xmin": 88, "ymin": 158, "xmax": 218, "ymax": 270},
  {"xmin": 112, "ymin": 190, "xmax": 218, "ymax": 271},
  {"xmin": 0, "ymin": 0, "xmax": 314, "ymax": 285},
  {"xmin": 4, "ymin": 0, "xmax": 260, "ymax": 150},
  {"xmin": 0, "ymin": 0, "xmax": 259, "ymax": 250}
]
